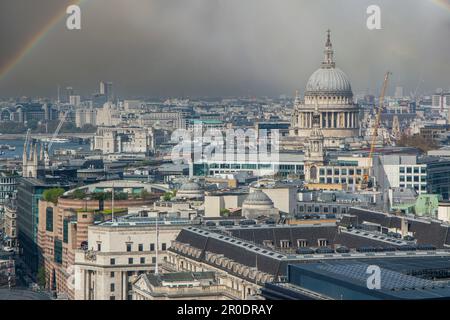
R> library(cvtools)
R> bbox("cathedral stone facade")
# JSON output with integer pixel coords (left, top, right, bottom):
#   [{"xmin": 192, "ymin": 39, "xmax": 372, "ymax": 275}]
[{"xmin": 290, "ymin": 31, "xmax": 360, "ymax": 148}]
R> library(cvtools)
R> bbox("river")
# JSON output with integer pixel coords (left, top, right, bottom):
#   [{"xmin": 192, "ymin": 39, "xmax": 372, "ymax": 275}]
[{"xmin": 0, "ymin": 138, "xmax": 90, "ymax": 159}]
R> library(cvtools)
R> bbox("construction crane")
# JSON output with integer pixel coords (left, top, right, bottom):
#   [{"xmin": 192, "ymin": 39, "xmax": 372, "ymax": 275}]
[
  {"xmin": 361, "ymin": 71, "xmax": 391, "ymax": 188},
  {"xmin": 48, "ymin": 110, "xmax": 69, "ymax": 151}
]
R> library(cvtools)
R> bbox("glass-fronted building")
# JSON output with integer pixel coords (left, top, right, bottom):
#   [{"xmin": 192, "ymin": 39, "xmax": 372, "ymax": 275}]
[
  {"xmin": 16, "ymin": 178, "xmax": 67, "ymax": 273},
  {"xmin": 427, "ymin": 160, "xmax": 450, "ymax": 201}
]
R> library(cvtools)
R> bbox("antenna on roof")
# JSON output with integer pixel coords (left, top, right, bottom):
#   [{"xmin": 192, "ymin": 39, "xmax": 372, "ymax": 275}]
[
  {"xmin": 155, "ymin": 215, "xmax": 159, "ymax": 275},
  {"xmin": 111, "ymin": 181, "xmax": 115, "ymax": 222}
]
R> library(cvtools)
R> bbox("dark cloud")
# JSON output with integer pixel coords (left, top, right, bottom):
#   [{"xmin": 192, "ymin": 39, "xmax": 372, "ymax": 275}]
[{"xmin": 0, "ymin": 0, "xmax": 449, "ymax": 98}]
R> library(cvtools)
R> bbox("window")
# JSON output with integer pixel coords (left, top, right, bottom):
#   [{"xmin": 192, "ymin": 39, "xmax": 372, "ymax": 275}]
[
  {"xmin": 140, "ymin": 257, "xmax": 145, "ymax": 264},
  {"xmin": 407, "ymin": 167, "xmax": 412, "ymax": 174},
  {"xmin": 318, "ymin": 239, "xmax": 328, "ymax": 247},
  {"xmin": 46, "ymin": 207, "xmax": 53, "ymax": 232},
  {"xmin": 110, "ymin": 272, "xmax": 115, "ymax": 278},
  {"xmin": 110, "ymin": 296, "xmax": 115, "ymax": 300},
  {"xmin": 138, "ymin": 244, "xmax": 143, "ymax": 252},
  {"xmin": 110, "ymin": 258, "xmax": 115, "ymax": 265},
  {"xmin": 60, "ymin": 219, "xmax": 69, "ymax": 245},
  {"xmin": 152, "ymin": 257, "xmax": 157, "ymax": 264},
  {"xmin": 400, "ymin": 167, "xmax": 405, "ymax": 174},
  {"xmin": 110, "ymin": 284, "xmax": 115, "ymax": 292},
  {"xmin": 263, "ymin": 240, "xmax": 274, "ymax": 247},
  {"xmin": 297, "ymin": 239, "xmax": 308, "ymax": 247},
  {"xmin": 161, "ymin": 243, "xmax": 167, "ymax": 251},
  {"xmin": 54, "ymin": 239, "xmax": 62, "ymax": 264},
  {"xmin": 150, "ymin": 243, "xmax": 155, "ymax": 251},
  {"xmin": 126, "ymin": 243, "xmax": 132, "ymax": 252},
  {"xmin": 97, "ymin": 243, "xmax": 101, "ymax": 252},
  {"xmin": 280, "ymin": 240, "xmax": 291, "ymax": 248},
  {"xmin": 128, "ymin": 258, "xmax": 134, "ymax": 264}
]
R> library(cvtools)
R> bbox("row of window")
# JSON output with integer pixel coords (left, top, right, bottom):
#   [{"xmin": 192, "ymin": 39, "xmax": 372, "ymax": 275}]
[
  {"xmin": 319, "ymin": 168, "xmax": 368, "ymax": 176},
  {"xmin": 298, "ymin": 206, "xmax": 348, "ymax": 214},
  {"xmin": 96, "ymin": 242, "xmax": 167, "ymax": 252},
  {"xmin": 126, "ymin": 243, "xmax": 166, "ymax": 252},
  {"xmin": 399, "ymin": 176, "xmax": 426, "ymax": 183},
  {"xmin": 399, "ymin": 166, "xmax": 426, "ymax": 174},
  {"xmin": 319, "ymin": 177, "xmax": 361, "ymax": 184},
  {"xmin": 110, "ymin": 256, "xmax": 158, "ymax": 265},
  {"xmin": 263, "ymin": 239, "xmax": 328, "ymax": 248}
]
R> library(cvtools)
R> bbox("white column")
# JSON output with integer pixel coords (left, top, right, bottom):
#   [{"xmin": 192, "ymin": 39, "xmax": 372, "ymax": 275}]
[{"xmin": 122, "ymin": 272, "xmax": 127, "ymax": 300}]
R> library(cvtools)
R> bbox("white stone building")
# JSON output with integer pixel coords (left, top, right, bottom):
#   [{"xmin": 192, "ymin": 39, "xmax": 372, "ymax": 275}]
[{"xmin": 73, "ymin": 217, "xmax": 193, "ymax": 300}]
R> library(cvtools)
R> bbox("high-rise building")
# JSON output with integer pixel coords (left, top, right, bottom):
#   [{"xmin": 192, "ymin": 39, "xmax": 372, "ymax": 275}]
[
  {"xmin": 394, "ymin": 86, "xmax": 404, "ymax": 98},
  {"xmin": 64, "ymin": 87, "xmax": 74, "ymax": 104},
  {"xmin": 100, "ymin": 81, "xmax": 114, "ymax": 102},
  {"xmin": 69, "ymin": 95, "xmax": 81, "ymax": 107}
]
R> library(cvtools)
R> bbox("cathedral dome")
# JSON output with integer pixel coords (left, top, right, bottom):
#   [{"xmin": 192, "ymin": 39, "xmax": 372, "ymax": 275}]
[
  {"xmin": 242, "ymin": 189, "xmax": 278, "ymax": 220},
  {"xmin": 243, "ymin": 190, "xmax": 274, "ymax": 207},
  {"xmin": 305, "ymin": 67, "xmax": 352, "ymax": 96},
  {"xmin": 176, "ymin": 181, "xmax": 204, "ymax": 199},
  {"xmin": 304, "ymin": 30, "xmax": 353, "ymax": 98}
]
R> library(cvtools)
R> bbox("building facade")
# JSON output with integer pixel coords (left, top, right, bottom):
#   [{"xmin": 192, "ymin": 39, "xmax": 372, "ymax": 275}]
[
  {"xmin": 73, "ymin": 218, "xmax": 193, "ymax": 300},
  {"xmin": 93, "ymin": 126, "xmax": 155, "ymax": 155},
  {"xmin": 290, "ymin": 31, "xmax": 360, "ymax": 147}
]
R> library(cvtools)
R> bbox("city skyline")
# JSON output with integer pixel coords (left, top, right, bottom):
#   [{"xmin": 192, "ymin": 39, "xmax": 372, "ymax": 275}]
[{"xmin": 1, "ymin": 0, "xmax": 450, "ymax": 98}]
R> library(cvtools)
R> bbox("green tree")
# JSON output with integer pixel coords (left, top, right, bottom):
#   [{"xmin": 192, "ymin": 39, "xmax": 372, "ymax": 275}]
[
  {"xmin": 72, "ymin": 189, "xmax": 87, "ymax": 199},
  {"xmin": 115, "ymin": 192, "xmax": 129, "ymax": 200},
  {"xmin": 220, "ymin": 208, "xmax": 230, "ymax": 217},
  {"xmin": 163, "ymin": 191, "xmax": 173, "ymax": 201},
  {"xmin": 42, "ymin": 188, "xmax": 65, "ymax": 204}
]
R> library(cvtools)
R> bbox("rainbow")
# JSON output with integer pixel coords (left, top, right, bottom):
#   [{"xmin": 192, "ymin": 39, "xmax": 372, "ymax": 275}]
[
  {"xmin": 1, "ymin": 0, "xmax": 449, "ymax": 81},
  {"xmin": 431, "ymin": 0, "xmax": 450, "ymax": 11},
  {"xmin": 0, "ymin": 0, "xmax": 84, "ymax": 80}
]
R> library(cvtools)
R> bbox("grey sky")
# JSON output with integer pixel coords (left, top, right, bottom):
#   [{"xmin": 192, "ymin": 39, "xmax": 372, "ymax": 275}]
[{"xmin": 0, "ymin": 0, "xmax": 449, "ymax": 98}]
